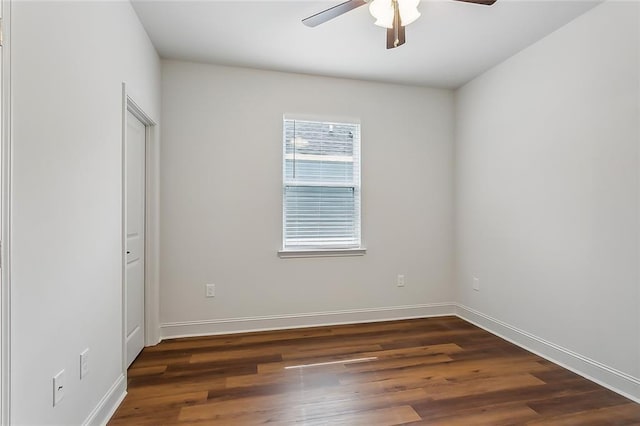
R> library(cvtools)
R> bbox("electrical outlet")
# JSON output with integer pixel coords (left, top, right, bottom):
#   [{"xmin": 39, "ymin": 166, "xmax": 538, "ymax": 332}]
[
  {"xmin": 473, "ymin": 276, "xmax": 480, "ymax": 291},
  {"xmin": 205, "ymin": 284, "xmax": 216, "ymax": 298},
  {"xmin": 397, "ymin": 274, "xmax": 405, "ymax": 287},
  {"xmin": 53, "ymin": 370, "xmax": 65, "ymax": 406},
  {"xmin": 80, "ymin": 348, "xmax": 90, "ymax": 379}
]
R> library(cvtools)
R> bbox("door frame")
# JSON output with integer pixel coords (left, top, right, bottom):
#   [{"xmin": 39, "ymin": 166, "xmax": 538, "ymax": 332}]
[
  {"xmin": 0, "ymin": 0, "xmax": 11, "ymax": 423},
  {"xmin": 121, "ymin": 83, "xmax": 159, "ymax": 376}
]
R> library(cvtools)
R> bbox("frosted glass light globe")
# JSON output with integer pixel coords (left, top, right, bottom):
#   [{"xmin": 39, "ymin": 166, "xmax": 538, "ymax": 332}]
[{"xmin": 369, "ymin": 0, "xmax": 421, "ymax": 29}]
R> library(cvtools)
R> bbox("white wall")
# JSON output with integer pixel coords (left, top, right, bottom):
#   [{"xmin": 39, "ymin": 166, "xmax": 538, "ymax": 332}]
[
  {"xmin": 11, "ymin": 1, "xmax": 160, "ymax": 424},
  {"xmin": 160, "ymin": 61, "xmax": 455, "ymax": 335},
  {"xmin": 455, "ymin": 0, "xmax": 639, "ymax": 389}
]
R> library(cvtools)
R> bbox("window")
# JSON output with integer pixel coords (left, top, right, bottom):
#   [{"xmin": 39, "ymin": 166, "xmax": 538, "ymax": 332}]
[{"xmin": 281, "ymin": 117, "xmax": 363, "ymax": 255}]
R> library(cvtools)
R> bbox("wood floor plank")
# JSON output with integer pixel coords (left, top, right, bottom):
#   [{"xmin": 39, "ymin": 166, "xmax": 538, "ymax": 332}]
[
  {"xmin": 303, "ymin": 405, "xmax": 421, "ymax": 425},
  {"xmin": 338, "ymin": 356, "xmax": 549, "ymax": 386},
  {"xmin": 124, "ymin": 376, "xmax": 227, "ymax": 399},
  {"xmin": 411, "ymin": 378, "xmax": 602, "ymax": 420},
  {"xmin": 109, "ymin": 316, "xmax": 640, "ymax": 425},
  {"xmin": 179, "ymin": 387, "xmax": 427, "ymax": 424},
  {"xmin": 280, "ymin": 343, "xmax": 384, "ymax": 361},
  {"xmin": 113, "ymin": 391, "xmax": 208, "ymax": 417},
  {"xmin": 126, "ymin": 365, "xmax": 167, "ymax": 377},
  {"xmin": 527, "ymin": 388, "xmax": 631, "ymax": 416},
  {"xmin": 426, "ymin": 373, "xmax": 547, "ymax": 400},
  {"xmin": 409, "ymin": 402, "xmax": 540, "ymax": 425},
  {"xmin": 524, "ymin": 402, "xmax": 640, "ymax": 425}
]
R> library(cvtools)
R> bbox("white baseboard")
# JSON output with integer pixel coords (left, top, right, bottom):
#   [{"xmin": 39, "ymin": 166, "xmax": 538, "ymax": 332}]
[
  {"xmin": 455, "ymin": 303, "xmax": 640, "ymax": 403},
  {"xmin": 160, "ymin": 303, "xmax": 456, "ymax": 339},
  {"xmin": 82, "ymin": 374, "xmax": 127, "ymax": 426}
]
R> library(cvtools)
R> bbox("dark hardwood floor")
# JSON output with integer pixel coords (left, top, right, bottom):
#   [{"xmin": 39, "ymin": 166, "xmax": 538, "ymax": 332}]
[{"xmin": 109, "ymin": 316, "xmax": 640, "ymax": 425}]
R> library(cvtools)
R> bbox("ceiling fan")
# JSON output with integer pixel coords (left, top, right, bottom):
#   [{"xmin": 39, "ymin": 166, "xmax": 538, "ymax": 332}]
[{"xmin": 303, "ymin": 0, "xmax": 497, "ymax": 49}]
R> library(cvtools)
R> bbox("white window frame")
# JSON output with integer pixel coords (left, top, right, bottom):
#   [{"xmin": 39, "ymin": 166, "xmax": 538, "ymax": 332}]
[{"xmin": 279, "ymin": 114, "xmax": 366, "ymax": 258}]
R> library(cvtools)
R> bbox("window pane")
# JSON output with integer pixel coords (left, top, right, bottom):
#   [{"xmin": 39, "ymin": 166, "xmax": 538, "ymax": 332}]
[
  {"xmin": 284, "ymin": 120, "xmax": 359, "ymax": 185},
  {"xmin": 283, "ymin": 118, "xmax": 361, "ymax": 250},
  {"xmin": 284, "ymin": 120, "xmax": 355, "ymax": 156},
  {"xmin": 284, "ymin": 186, "xmax": 358, "ymax": 247}
]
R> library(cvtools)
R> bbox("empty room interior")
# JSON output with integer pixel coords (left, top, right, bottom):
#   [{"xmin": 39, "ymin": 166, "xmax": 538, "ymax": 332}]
[{"xmin": 1, "ymin": 0, "xmax": 640, "ymax": 424}]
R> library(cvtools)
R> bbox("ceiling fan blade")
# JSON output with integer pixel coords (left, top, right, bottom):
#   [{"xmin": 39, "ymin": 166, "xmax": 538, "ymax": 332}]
[
  {"xmin": 302, "ymin": 0, "xmax": 368, "ymax": 27},
  {"xmin": 386, "ymin": 25, "xmax": 406, "ymax": 49},
  {"xmin": 452, "ymin": 0, "xmax": 497, "ymax": 5},
  {"xmin": 386, "ymin": 0, "xmax": 405, "ymax": 49}
]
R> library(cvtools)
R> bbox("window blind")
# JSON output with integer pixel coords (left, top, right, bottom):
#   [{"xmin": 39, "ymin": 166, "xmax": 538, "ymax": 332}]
[{"xmin": 283, "ymin": 118, "xmax": 361, "ymax": 249}]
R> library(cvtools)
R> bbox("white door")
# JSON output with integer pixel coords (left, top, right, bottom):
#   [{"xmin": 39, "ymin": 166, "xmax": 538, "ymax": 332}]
[
  {"xmin": 0, "ymin": 8, "xmax": 5, "ymax": 424},
  {"xmin": 126, "ymin": 110, "xmax": 146, "ymax": 367}
]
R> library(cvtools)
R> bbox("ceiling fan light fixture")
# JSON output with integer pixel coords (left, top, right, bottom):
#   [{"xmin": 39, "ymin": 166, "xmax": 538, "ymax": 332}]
[
  {"xmin": 369, "ymin": 0, "xmax": 421, "ymax": 29},
  {"xmin": 369, "ymin": 0, "xmax": 394, "ymax": 28},
  {"xmin": 398, "ymin": 0, "xmax": 421, "ymax": 26}
]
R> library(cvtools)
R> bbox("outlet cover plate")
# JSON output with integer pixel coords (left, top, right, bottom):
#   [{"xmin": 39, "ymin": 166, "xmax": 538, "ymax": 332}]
[
  {"xmin": 53, "ymin": 370, "xmax": 65, "ymax": 406},
  {"xmin": 80, "ymin": 348, "xmax": 90, "ymax": 379},
  {"xmin": 206, "ymin": 284, "xmax": 215, "ymax": 297},
  {"xmin": 473, "ymin": 276, "xmax": 480, "ymax": 291}
]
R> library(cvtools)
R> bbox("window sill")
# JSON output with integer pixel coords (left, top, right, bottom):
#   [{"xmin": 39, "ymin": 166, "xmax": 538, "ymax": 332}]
[{"xmin": 278, "ymin": 248, "xmax": 367, "ymax": 259}]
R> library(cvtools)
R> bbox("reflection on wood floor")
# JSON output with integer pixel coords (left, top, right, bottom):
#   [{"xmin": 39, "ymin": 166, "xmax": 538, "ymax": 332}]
[{"xmin": 109, "ymin": 316, "xmax": 640, "ymax": 425}]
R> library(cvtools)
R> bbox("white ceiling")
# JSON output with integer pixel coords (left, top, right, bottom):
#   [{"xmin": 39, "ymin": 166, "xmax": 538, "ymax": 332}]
[{"xmin": 132, "ymin": 0, "xmax": 601, "ymax": 88}]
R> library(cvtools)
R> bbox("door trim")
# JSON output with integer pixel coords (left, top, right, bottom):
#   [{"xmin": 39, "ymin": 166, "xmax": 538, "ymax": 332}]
[
  {"xmin": 0, "ymin": 0, "xmax": 10, "ymax": 423},
  {"xmin": 121, "ymin": 83, "xmax": 159, "ymax": 376}
]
